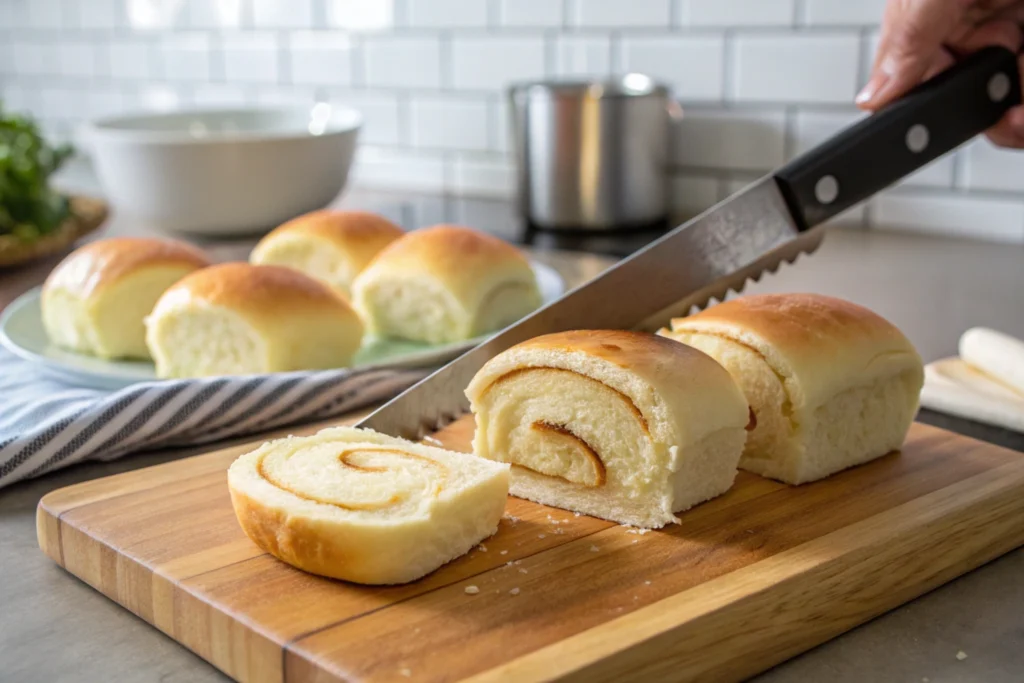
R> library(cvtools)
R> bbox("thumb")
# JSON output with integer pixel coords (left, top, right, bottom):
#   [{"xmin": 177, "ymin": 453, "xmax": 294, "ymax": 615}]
[{"xmin": 857, "ymin": 0, "xmax": 968, "ymax": 110}]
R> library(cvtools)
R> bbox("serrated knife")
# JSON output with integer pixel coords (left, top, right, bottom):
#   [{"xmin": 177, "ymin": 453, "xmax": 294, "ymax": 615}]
[{"xmin": 358, "ymin": 46, "xmax": 1022, "ymax": 440}]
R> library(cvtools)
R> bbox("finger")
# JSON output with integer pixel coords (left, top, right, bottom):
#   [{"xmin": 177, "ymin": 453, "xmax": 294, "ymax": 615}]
[
  {"xmin": 922, "ymin": 46, "xmax": 957, "ymax": 80},
  {"xmin": 857, "ymin": 0, "xmax": 969, "ymax": 110},
  {"xmin": 984, "ymin": 122, "xmax": 1024, "ymax": 148},
  {"xmin": 947, "ymin": 16, "xmax": 1023, "ymax": 54}
]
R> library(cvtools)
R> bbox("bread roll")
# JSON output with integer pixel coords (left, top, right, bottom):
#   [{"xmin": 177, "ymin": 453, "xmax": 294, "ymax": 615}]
[
  {"xmin": 42, "ymin": 237, "xmax": 211, "ymax": 360},
  {"xmin": 660, "ymin": 294, "xmax": 924, "ymax": 485},
  {"xmin": 249, "ymin": 210, "xmax": 404, "ymax": 296},
  {"xmin": 352, "ymin": 225, "xmax": 542, "ymax": 345},
  {"xmin": 466, "ymin": 330, "xmax": 751, "ymax": 528},
  {"xmin": 145, "ymin": 263, "xmax": 364, "ymax": 378},
  {"xmin": 228, "ymin": 426, "xmax": 510, "ymax": 584}
]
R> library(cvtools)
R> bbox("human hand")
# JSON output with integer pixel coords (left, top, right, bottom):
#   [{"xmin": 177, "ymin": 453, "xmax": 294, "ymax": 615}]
[{"xmin": 857, "ymin": 0, "xmax": 1024, "ymax": 147}]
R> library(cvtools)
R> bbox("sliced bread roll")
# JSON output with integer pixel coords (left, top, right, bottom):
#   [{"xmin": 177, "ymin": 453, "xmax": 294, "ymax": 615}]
[
  {"xmin": 42, "ymin": 237, "xmax": 211, "ymax": 360},
  {"xmin": 228, "ymin": 426, "xmax": 510, "ymax": 584},
  {"xmin": 660, "ymin": 293, "xmax": 924, "ymax": 485},
  {"xmin": 351, "ymin": 225, "xmax": 542, "ymax": 344},
  {"xmin": 466, "ymin": 330, "xmax": 751, "ymax": 528},
  {"xmin": 145, "ymin": 263, "xmax": 363, "ymax": 378},
  {"xmin": 249, "ymin": 210, "xmax": 404, "ymax": 296}
]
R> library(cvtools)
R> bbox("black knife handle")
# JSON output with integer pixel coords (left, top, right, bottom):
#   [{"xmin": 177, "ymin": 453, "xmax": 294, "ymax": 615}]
[{"xmin": 775, "ymin": 45, "xmax": 1022, "ymax": 231}]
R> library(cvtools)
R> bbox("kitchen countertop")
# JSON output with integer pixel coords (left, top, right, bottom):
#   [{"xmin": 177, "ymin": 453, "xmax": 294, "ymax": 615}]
[{"xmin": 2, "ymin": 183, "xmax": 1024, "ymax": 682}]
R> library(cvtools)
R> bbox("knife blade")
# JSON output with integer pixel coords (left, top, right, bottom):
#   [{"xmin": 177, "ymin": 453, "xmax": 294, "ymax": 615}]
[{"xmin": 358, "ymin": 46, "xmax": 1022, "ymax": 440}]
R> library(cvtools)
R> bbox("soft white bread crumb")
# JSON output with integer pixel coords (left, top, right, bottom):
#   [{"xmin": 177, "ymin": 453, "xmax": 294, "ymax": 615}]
[
  {"xmin": 250, "ymin": 210, "xmax": 404, "ymax": 296},
  {"xmin": 351, "ymin": 224, "xmax": 542, "ymax": 344},
  {"xmin": 661, "ymin": 293, "xmax": 924, "ymax": 485},
  {"xmin": 145, "ymin": 263, "xmax": 364, "ymax": 378},
  {"xmin": 466, "ymin": 330, "xmax": 750, "ymax": 528},
  {"xmin": 227, "ymin": 426, "xmax": 510, "ymax": 585},
  {"xmin": 41, "ymin": 237, "xmax": 210, "ymax": 360}
]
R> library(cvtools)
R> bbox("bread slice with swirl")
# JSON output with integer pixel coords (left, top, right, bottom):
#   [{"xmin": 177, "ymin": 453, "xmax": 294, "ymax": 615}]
[
  {"xmin": 228, "ymin": 427, "xmax": 510, "ymax": 585},
  {"xmin": 465, "ymin": 330, "xmax": 752, "ymax": 529}
]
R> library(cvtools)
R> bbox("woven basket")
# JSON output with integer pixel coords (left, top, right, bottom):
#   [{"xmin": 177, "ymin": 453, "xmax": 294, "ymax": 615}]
[{"xmin": 0, "ymin": 196, "xmax": 109, "ymax": 268}]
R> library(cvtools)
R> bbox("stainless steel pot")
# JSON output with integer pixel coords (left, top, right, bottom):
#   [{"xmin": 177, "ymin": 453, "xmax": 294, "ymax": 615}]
[{"xmin": 509, "ymin": 74, "xmax": 682, "ymax": 232}]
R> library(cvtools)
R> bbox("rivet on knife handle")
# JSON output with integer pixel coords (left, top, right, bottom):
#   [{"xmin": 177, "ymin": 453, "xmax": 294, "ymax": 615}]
[{"xmin": 774, "ymin": 45, "xmax": 1022, "ymax": 231}]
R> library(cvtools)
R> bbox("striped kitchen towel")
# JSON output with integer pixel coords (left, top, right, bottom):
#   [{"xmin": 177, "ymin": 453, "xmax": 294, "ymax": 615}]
[{"xmin": 0, "ymin": 348, "xmax": 429, "ymax": 490}]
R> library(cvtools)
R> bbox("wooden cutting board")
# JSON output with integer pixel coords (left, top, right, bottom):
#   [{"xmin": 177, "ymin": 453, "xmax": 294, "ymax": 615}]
[{"xmin": 37, "ymin": 417, "xmax": 1024, "ymax": 683}]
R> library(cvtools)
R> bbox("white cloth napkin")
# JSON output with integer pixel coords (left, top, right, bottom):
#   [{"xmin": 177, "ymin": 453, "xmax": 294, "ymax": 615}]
[
  {"xmin": 920, "ymin": 328, "xmax": 1024, "ymax": 433},
  {"xmin": 0, "ymin": 347, "xmax": 428, "ymax": 490}
]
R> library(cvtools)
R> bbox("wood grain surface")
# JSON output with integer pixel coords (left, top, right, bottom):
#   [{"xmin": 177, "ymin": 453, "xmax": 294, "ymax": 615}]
[{"xmin": 37, "ymin": 418, "xmax": 1024, "ymax": 683}]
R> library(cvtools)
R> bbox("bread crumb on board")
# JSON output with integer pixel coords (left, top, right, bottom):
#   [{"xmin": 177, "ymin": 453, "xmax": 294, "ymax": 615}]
[
  {"xmin": 589, "ymin": 545, "xmax": 600, "ymax": 552},
  {"xmin": 477, "ymin": 544, "xmax": 487, "ymax": 552},
  {"xmin": 509, "ymin": 587, "xmax": 521, "ymax": 596},
  {"xmin": 956, "ymin": 650, "xmax": 968, "ymax": 661},
  {"xmin": 399, "ymin": 668, "xmax": 412, "ymax": 678},
  {"xmin": 465, "ymin": 585, "xmax": 480, "ymax": 595},
  {"xmin": 519, "ymin": 568, "xmax": 529, "ymax": 574},
  {"xmin": 538, "ymin": 533, "xmax": 546, "ymax": 539}
]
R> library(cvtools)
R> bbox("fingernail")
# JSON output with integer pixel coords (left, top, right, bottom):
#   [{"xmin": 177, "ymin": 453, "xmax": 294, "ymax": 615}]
[{"xmin": 855, "ymin": 84, "xmax": 875, "ymax": 105}]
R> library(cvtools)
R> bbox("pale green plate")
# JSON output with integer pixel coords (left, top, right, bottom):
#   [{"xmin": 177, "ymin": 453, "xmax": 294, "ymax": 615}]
[{"xmin": 0, "ymin": 262, "xmax": 565, "ymax": 390}]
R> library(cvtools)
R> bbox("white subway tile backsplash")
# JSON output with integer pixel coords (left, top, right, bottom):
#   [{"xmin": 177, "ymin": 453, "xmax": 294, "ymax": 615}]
[
  {"xmin": 253, "ymin": 86, "xmax": 318, "ymax": 107},
  {"xmin": 620, "ymin": 36, "xmax": 724, "ymax": 100},
  {"xmin": 288, "ymin": 32, "xmax": 354, "ymax": 86},
  {"xmin": 732, "ymin": 32, "xmax": 859, "ymax": 103},
  {"xmin": 452, "ymin": 156, "xmax": 516, "ymax": 198},
  {"xmin": 331, "ymin": 91, "xmax": 401, "ymax": 145},
  {"xmin": 802, "ymin": 0, "xmax": 886, "ymax": 26},
  {"xmin": 192, "ymin": 83, "xmax": 249, "ymax": 107},
  {"xmin": 79, "ymin": 0, "xmax": 122, "ymax": 29},
  {"xmin": 408, "ymin": 0, "xmax": 487, "ymax": 27},
  {"xmin": 57, "ymin": 41, "xmax": 102, "ymax": 78},
  {"xmin": 451, "ymin": 36, "xmax": 546, "ymax": 91},
  {"xmin": 222, "ymin": 33, "xmax": 280, "ymax": 84},
  {"xmin": 411, "ymin": 95, "xmax": 490, "ymax": 151},
  {"xmin": 572, "ymin": 0, "xmax": 671, "ymax": 27},
  {"xmin": 253, "ymin": 0, "xmax": 314, "ymax": 28},
  {"xmin": 106, "ymin": 40, "xmax": 157, "ymax": 80},
  {"xmin": 138, "ymin": 83, "xmax": 186, "ymax": 112},
  {"xmin": 365, "ymin": 36, "xmax": 442, "ymax": 88},
  {"xmin": 161, "ymin": 34, "xmax": 212, "ymax": 81},
  {"xmin": 961, "ymin": 138, "xmax": 1024, "ymax": 193},
  {"xmin": 352, "ymin": 147, "xmax": 447, "ymax": 192},
  {"xmin": 0, "ymin": 0, "xmax": 1016, "ymax": 245},
  {"xmin": 873, "ymin": 191, "xmax": 1024, "ymax": 243},
  {"xmin": 13, "ymin": 42, "xmax": 58, "ymax": 76},
  {"xmin": 185, "ymin": 0, "xmax": 243, "ymax": 28},
  {"xmin": 678, "ymin": 0, "xmax": 794, "ymax": 27},
  {"xmin": 499, "ymin": 0, "xmax": 564, "ymax": 27},
  {"xmin": 673, "ymin": 109, "xmax": 786, "ymax": 170},
  {"xmin": 792, "ymin": 110, "xmax": 863, "ymax": 156},
  {"xmin": 327, "ymin": 0, "xmax": 398, "ymax": 31},
  {"xmin": 24, "ymin": 0, "xmax": 65, "ymax": 28},
  {"xmin": 86, "ymin": 89, "xmax": 130, "ymax": 119},
  {"xmin": 670, "ymin": 174, "xmax": 720, "ymax": 215},
  {"xmin": 556, "ymin": 36, "xmax": 611, "ymax": 78}
]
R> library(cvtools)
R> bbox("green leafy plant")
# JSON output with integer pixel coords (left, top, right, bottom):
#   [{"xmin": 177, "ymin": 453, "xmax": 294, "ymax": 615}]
[{"xmin": 0, "ymin": 102, "xmax": 74, "ymax": 242}]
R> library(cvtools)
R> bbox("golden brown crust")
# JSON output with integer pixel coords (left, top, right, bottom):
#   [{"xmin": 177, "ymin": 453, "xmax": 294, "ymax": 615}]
[
  {"xmin": 670, "ymin": 294, "xmax": 909, "ymax": 355},
  {"xmin": 162, "ymin": 262, "xmax": 356, "ymax": 318},
  {"xmin": 361, "ymin": 224, "xmax": 531, "ymax": 283},
  {"xmin": 43, "ymin": 237, "xmax": 211, "ymax": 295},
  {"xmin": 254, "ymin": 211, "xmax": 405, "ymax": 277},
  {"xmin": 229, "ymin": 486, "xmax": 353, "ymax": 580},
  {"xmin": 512, "ymin": 329, "xmax": 712, "ymax": 371}
]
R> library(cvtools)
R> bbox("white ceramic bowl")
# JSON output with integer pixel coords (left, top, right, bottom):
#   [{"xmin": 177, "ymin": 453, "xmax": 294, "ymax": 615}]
[{"xmin": 87, "ymin": 105, "xmax": 362, "ymax": 235}]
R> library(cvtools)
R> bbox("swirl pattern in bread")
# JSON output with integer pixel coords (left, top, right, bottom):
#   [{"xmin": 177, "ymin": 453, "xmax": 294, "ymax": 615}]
[
  {"xmin": 250, "ymin": 210, "xmax": 404, "ymax": 296},
  {"xmin": 466, "ymin": 330, "xmax": 751, "ymax": 528},
  {"xmin": 42, "ymin": 237, "xmax": 211, "ymax": 360},
  {"xmin": 228, "ymin": 427, "xmax": 510, "ymax": 584},
  {"xmin": 351, "ymin": 225, "xmax": 542, "ymax": 344},
  {"xmin": 660, "ymin": 294, "xmax": 925, "ymax": 484}
]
